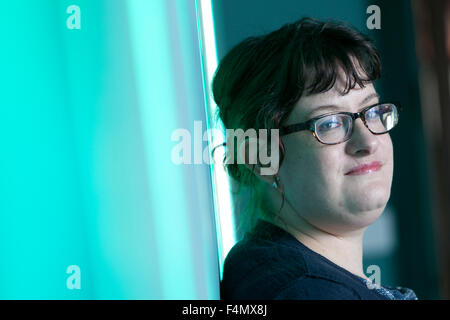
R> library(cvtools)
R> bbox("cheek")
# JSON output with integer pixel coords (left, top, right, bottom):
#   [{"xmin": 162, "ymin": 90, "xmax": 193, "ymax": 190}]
[
  {"xmin": 280, "ymin": 145, "xmax": 340, "ymax": 196},
  {"xmin": 309, "ymin": 151, "xmax": 344, "ymax": 195},
  {"xmin": 384, "ymin": 137, "xmax": 394, "ymax": 179},
  {"xmin": 388, "ymin": 137, "xmax": 394, "ymax": 159},
  {"xmin": 381, "ymin": 132, "xmax": 393, "ymax": 147},
  {"xmin": 380, "ymin": 135, "xmax": 394, "ymax": 167}
]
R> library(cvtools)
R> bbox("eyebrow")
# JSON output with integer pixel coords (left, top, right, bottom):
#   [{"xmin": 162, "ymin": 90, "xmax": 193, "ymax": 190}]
[{"xmin": 304, "ymin": 92, "xmax": 380, "ymax": 119}]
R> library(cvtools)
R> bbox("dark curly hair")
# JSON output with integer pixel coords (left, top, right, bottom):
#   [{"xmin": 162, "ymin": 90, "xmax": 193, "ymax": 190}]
[{"xmin": 212, "ymin": 17, "xmax": 381, "ymax": 235}]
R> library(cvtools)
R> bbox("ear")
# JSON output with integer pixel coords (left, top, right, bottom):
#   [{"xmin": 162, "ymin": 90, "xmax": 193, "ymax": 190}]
[{"xmin": 237, "ymin": 135, "xmax": 279, "ymax": 185}]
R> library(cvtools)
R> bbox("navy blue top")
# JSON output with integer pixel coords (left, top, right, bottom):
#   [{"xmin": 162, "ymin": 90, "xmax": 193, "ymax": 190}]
[{"xmin": 220, "ymin": 219, "xmax": 418, "ymax": 300}]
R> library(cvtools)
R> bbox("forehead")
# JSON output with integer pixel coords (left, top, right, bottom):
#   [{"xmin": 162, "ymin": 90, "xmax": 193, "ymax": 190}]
[
  {"xmin": 301, "ymin": 82, "xmax": 376, "ymax": 107},
  {"xmin": 289, "ymin": 82, "xmax": 377, "ymax": 122}
]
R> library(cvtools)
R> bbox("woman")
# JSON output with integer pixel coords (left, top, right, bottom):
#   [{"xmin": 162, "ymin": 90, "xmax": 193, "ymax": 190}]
[{"xmin": 212, "ymin": 17, "xmax": 418, "ymax": 300}]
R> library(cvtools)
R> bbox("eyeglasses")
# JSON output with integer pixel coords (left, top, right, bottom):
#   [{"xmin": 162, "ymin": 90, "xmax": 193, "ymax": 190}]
[{"xmin": 280, "ymin": 102, "xmax": 401, "ymax": 145}]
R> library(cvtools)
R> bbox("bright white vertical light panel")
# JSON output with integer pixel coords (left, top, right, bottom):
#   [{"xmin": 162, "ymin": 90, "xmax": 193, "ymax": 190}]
[{"xmin": 196, "ymin": 0, "xmax": 236, "ymax": 279}]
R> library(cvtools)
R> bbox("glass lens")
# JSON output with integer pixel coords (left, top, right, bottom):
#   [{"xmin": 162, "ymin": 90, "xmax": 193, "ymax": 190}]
[
  {"xmin": 315, "ymin": 114, "xmax": 352, "ymax": 144},
  {"xmin": 365, "ymin": 103, "xmax": 398, "ymax": 133}
]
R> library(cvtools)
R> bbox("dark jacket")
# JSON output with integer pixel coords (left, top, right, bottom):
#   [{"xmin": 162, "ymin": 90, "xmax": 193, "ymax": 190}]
[{"xmin": 220, "ymin": 219, "xmax": 417, "ymax": 300}]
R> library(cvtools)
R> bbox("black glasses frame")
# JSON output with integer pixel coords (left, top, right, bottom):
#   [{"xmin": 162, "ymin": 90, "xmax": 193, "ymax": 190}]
[{"xmin": 280, "ymin": 102, "xmax": 402, "ymax": 145}]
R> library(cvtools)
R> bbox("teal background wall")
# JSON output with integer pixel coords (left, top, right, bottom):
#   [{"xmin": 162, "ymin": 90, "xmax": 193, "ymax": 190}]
[{"xmin": 0, "ymin": 0, "xmax": 220, "ymax": 299}]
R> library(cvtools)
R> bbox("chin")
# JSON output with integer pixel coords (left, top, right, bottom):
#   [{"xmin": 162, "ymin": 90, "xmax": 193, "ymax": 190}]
[
  {"xmin": 360, "ymin": 205, "xmax": 385, "ymax": 224},
  {"xmin": 349, "ymin": 180, "xmax": 391, "ymax": 210},
  {"xmin": 316, "ymin": 200, "xmax": 388, "ymax": 235},
  {"xmin": 350, "ymin": 199, "xmax": 388, "ymax": 228},
  {"xmin": 330, "ymin": 209, "xmax": 384, "ymax": 234},
  {"xmin": 340, "ymin": 192, "xmax": 389, "ymax": 230}
]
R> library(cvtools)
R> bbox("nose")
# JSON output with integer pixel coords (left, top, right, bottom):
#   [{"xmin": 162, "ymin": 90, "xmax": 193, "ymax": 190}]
[{"xmin": 345, "ymin": 118, "xmax": 379, "ymax": 156}]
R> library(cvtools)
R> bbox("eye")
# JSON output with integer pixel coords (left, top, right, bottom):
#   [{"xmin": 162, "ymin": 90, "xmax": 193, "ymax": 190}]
[
  {"xmin": 318, "ymin": 116, "xmax": 342, "ymax": 131},
  {"xmin": 365, "ymin": 108, "xmax": 379, "ymax": 120}
]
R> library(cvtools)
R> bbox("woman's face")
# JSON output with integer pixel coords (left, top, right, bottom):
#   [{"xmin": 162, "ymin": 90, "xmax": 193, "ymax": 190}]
[{"xmin": 278, "ymin": 81, "xmax": 394, "ymax": 235}]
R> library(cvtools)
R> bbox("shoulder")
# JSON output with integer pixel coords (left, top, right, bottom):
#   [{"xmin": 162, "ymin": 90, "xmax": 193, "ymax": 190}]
[
  {"xmin": 224, "ymin": 235, "xmax": 308, "ymax": 270},
  {"xmin": 220, "ymin": 237, "xmax": 310, "ymax": 299},
  {"xmin": 221, "ymin": 238, "xmax": 363, "ymax": 299},
  {"xmin": 220, "ymin": 236, "xmax": 385, "ymax": 300},
  {"xmin": 273, "ymin": 275, "xmax": 361, "ymax": 300}
]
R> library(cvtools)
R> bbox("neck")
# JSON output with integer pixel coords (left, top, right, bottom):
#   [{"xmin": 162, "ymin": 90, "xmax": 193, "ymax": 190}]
[{"xmin": 270, "ymin": 207, "xmax": 369, "ymax": 281}]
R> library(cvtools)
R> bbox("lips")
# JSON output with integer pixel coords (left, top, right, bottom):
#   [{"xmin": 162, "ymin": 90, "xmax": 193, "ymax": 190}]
[{"xmin": 345, "ymin": 161, "xmax": 382, "ymax": 175}]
